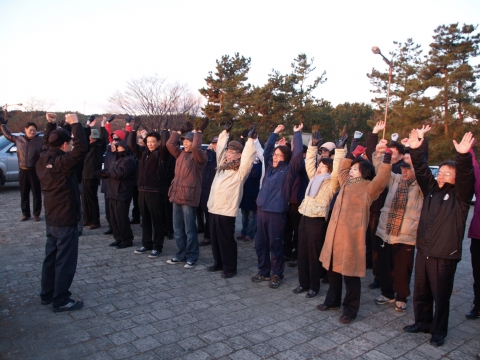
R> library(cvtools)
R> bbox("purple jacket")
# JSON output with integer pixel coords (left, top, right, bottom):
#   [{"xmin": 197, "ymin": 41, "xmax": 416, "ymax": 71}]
[{"xmin": 468, "ymin": 148, "xmax": 480, "ymax": 239}]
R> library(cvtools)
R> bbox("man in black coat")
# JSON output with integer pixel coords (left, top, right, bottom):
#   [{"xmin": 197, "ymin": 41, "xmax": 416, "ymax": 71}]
[
  {"xmin": 199, "ymin": 136, "xmax": 218, "ymax": 246},
  {"xmin": 36, "ymin": 113, "xmax": 88, "ymax": 312},
  {"xmin": 404, "ymin": 130, "xmax": 475, "ymax": 347}
]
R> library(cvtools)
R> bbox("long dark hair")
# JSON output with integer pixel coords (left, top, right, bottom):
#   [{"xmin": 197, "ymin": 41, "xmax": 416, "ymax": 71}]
[{"xmin": 275, "ymin": 145, "xmax": 292, "ymax": 163}]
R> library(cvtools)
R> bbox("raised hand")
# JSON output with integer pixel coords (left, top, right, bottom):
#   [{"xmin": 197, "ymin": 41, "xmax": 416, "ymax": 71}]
[
  {"xmin": 336, "ymin": 133, "xmax": 349, "ymax": 148},
  {"xmin": 125, "ymin": 116, "xmax": 133, "ymax": 124},
  {"xmin": 453, "ymin": 132, "xmax": 475, "ymax": 154},
  {"xmin": 65, "ymin": 114, "xmax": 78, "ymax": 125},
  {"xmin": 278, "ymin": 137, "xmax": 287, "ymax": 146},
  {"xmin": 224, "ymin": 119, "xmax": 234, "ymax": 133},
  {"xmin": 132, "ymin": 117, "xmax": 142, "ymax": 131},
  {"xmin": 107, "ymin": 115, "xmax": 115, "ymax": 123},
  {"xmin": 248, "ymin": 123, "xmax": 257, "ymax": 139},
  {"xmin": 354, "ymin": 131, "xmax": 363, "ymax": 139},
  {"xmin": 88, "ymin": 115, "xmax": 96, "ymax": 123},
  {"xmin": 160, "ymin": 118, "xmax": 168, "ymax": 131},
  {"xmin": 90, "ymin": 119, "xmax": 97, "ymax": 127},
  {"xmin": 311, "ymin": 131, "xmax": 322, "ymax": 147},
  {"xmin": 293, "ymin": 123, "xmax": 303, "ymax": 132},
  {"xmin": 416, "ymin": 125, "xmax": 432, "ymax": 139},
  {"xmin": 391, "ymin": 133, "xmax": 399, "ymax": 141},
  {"xmin": 179, "ymin": 121, "xmax": 193, "ymax": 134},
  {"xmin": 401, "ymin": 138, "xmax": 409, "ymax": 146},
  {"xmin": 274, "ymin": 124, "xmax": 285, "ymax": 134},
  {"xmin": 46, "ymin": 113, "xmax": 57, "ymax": 123},
  {"xmin": 408, "ymin": 129, "xmax": 424, "ymax": 149},
  {"xmin": 241, "ymin": 128, "xmax": 249, "ymax": 138},
  {"xmin": 198, "ymin": 117, "xmax": 209, "ymax": 132},
  {"xmin": 101, "ymin": 117, "xmax": 107, "ymax": 127},
  {"xmin": 352, "ymin": 145, "xmax": 366, "ymax": 158},
  {"xmin": 376, "ymin": 139, "xmax": 388, "ymax": 153},
  {"xmin": 373, "ymin": 121, "xmax": 386, "ymax": 134}
]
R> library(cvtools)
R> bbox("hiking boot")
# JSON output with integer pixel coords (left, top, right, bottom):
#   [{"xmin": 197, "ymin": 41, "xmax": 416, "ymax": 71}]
[
  {"xmin": 395, "ymin": 301, "xmax": 407, "ymax": 312},
  {"xmin": 134, "ymin": 247, "xmax": 151, "ymax": 254},
  {"xmin": 269, "ymin": 275, "xmax": 281, "ymax": 289},
  {"xmin": 251, "ymin": 274, "xmax": 270, "ymax": 282},
  {"xmin": 52, "ymin": 299, "xmax": 84, "ymax": 313},
  {"xmin": 374, "ymin": 295, "xmax": 395, "ymax": 305},
  {"xmin": 148, "ymin": 250, "xmax": 161, "ymax": 259}
]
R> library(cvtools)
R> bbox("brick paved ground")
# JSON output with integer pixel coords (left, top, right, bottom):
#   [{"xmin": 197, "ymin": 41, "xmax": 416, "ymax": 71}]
[{"xmin": 1, "ymin": 182, "xmax": 479, "ymax": 360}]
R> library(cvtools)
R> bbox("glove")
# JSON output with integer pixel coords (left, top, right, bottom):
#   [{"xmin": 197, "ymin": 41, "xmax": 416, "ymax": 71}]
[
  {"xmin": 160, "ymin": 118, "xmax": 168, "ymax": 130},
  {"xmin": 0, "ymin": 110, "xmax": 6, "ymax": 125},
  {"xmin": 311, "ymin": 131, "xmax": 323, "ymax": 147},
  {"xmin": 391, "ymin": 133, "xmax": 399, "ymax": 141},
  {"xmin": 352, "ymin": 145, "xmax": 366, "ymax": 158},
  {"xmin": 107, "ymin": 115, "xmax": 115, "ymax": 123},
  {"xmin": 383, "ymin": 148, "xmax": 393, "ymax": 164},
  {"xmin": 354, "ymin": 131, "xmax": 363, "ymax": 139},
  {"xmin": 248, "ymin": 123, "xmax": 257, "ymax": 139},
  {"xmin": 132, "ymin": 117, "xmax": 142, "ymax": 131},
  {"xmin": 224, "ymin": 118, "xmax": 234, "ymax": 133},
  {"xmin": 88, "ymin": 115, "xmax": 95, "ymax": 122},
  {"xmin": 179, "ymin": 121, "xmax": 193, "ymax": 134},
  {"xmin": 336, "ymin": 133, "xmax": 349, "ymax": 148},
  {"xmin": 198, "ymin": 117, "xmax": 209, "ymax": 132},
  {"xmin": 241, "ymin": 128, "xmax": 249, "ymax": 138},
  {"xmin": 125, "ymin": 116, "xmax": 133, "ymax": 124}
]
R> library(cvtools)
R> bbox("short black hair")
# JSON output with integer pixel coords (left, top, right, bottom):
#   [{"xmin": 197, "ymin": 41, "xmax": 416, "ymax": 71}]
[
  {"xmin": 25, "ymin": 122, "xmax": 37, "ymax": 130},
  {"xmin": 388, "ymin": 141, "xmax": 405, "ymax": 155},
  {"xmin": 275, "ymin": 145, "xmax": 292, "ymax": 163},
  {"xmin": 143, "ymin": 131, "xmax": 161, "ymax": 145},
  {"xmin": 320, "ymin": 158, "xmax": 333, "ymax": 173},
  {"xmin": 439, "ymin": 160, "xmax": 456, "ymax": 170},
  {"xmin": 351, "ymin": 157, "xmax": 375, "ymax": 181}
]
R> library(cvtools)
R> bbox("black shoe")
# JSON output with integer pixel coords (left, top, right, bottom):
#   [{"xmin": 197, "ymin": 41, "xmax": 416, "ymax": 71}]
[
  {"xmin": 89, "ymin": 223, "xmax": 101, "ymax": 230},
  {"xmin": 339, "ymin": 315, "xmax": 354, "ymax": 324},
  {"xmin": 430, "ymin": 334, "xmax": 445, "ymax": 347},
  {"xmin": 109, "ymin": 241, "xmax": 120, "ymax": 247},
  {"xmin": 305, "ymin": 290, "xmax": 318, "ymax": 298},
  {"xmin": 317, "ymin": 304, "xmax": 340, "ymax": 311},
  {"xmin": 103, "ymin": 229, "xmax": 113, "ymax": 235},
  {"xmin": 403, "ymin": 324, "xmax": 429, "ymax": 333},
  {"xmin": 197, "ymin": 228, "xmax": 204, "ymax": 234},
  {"xmin": 52, "ymin": 299, "xmax": 84, "ymax": 313},
  {"xmin": 206, "ymin": 265, "xmax": 223, "ymax": 272},
  {"xmin": 199, "ymin": 239, "xmax": 211, "ymax": 246},
  {"xmin": 221, "ymin": 271, "xmax": 237, "ymax": 279},
  {"xmin": 292, "ymin": 286, "xmax": 306, "ymax": 294},
  {"xmin": 116, "ymin": 243, "xmax": 133, "ymax": 249},
  {"xmin": 167, "ymin": 232, "xmax": 174, "ymax": 240},
  {"xmin": 130, "ymin": 218, "xmax": 140, "ymax": 224},
  {"xmin": 466, "ymin": 307, "xmax": 480, "ymax": 319},
  {"xmin": 41, "ymin": 299, "xmax": 52, "ymax": 305},
  {"xmin": 369, "ymin": 279, "xmax": 380, "ymax": 289},
  {"xmin": 20, "ymin": 215, "xmax": 31, "ymax": 221},
  {"xmin": 287, "ymin": 260, "xmax": 297, "ymax": 268}
]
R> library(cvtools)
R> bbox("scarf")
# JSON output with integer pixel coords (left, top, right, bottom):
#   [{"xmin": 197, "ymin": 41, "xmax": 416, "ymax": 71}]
[
  {"xmin": 306, "ymin": 173, "xmax": 331, "ymax": 197},
  {"xmin": 346, "ymin": 177, "xmax": 365, "ymax": 186},
  {"xmin": 216, "ymin": 159, "xmax": 240, "ymax": 172},
  {"xmin": 386, "ymin": 178, "xmax": 416, "ymax": 236}
]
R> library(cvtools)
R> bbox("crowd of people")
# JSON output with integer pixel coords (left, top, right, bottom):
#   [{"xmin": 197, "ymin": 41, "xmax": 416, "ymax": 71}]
[{"xmin": 0, "ymin": 108, "xmax": 479, "ymax": 348}]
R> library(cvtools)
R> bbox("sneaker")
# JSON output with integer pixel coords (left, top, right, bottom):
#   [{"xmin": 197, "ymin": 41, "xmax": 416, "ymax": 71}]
[
  {"xmin": 167, "ymin": 258, "xmax": 184, "ymax": 265},
  {"xmin": 52, "ymin": 299, "xmax": 84, "ymax": 312},
  {"xmin": 374, "ymin": 295, "xmax": 395, "ymax": 305},
  {"xmin": 269, "ymin": 275, "xmax": 281, "ymax": 289},
  {"xmin": 148, "ymin": 250, "xmax": 161, "ymax": 259},
  {"xmin": 395, "ymin": 301, "xmax": 407, "ymax": 312},
  {"xmin": 184, "ymin": 262, "xmax": 196, "ymax": 269},
  {"xmin": 251, "ymin": 274, "xmax": 270, "ymax": 282},
  {"xmin": 134, "ymin": 247, "xmax": 151, "ymax": 254}
]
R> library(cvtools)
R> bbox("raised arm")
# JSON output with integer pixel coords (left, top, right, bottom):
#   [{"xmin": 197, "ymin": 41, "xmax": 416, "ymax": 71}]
[
  {"xmin": 216, "ymin": 130, "xmax": 229, "ymax": 164},
  {"xmin": 191, "ymin": 132, "xmax": 207, "ymax": 164},
  {"xmin": 409, "ymin": 129, "xmax": 436, "ymax": 196},
  {"xmin": 237, "ymin": 139, "xmax": 257, "ymax": 180},
  {"xmin": 469, "ymin": 148, "xmax": 480, "ymax": 196},
  {"xmin": 166, "ymin": 131, "xmax": 182, "ymax": 159},
  {"xmin": 453, "ymin": 132, "xmax": 475, "ymax": 203}
]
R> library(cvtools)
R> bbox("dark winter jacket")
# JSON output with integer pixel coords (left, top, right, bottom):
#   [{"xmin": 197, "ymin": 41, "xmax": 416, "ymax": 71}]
[
  {"xmin": 256, "ymin": 131, "xmax": 304, "ymax": 213},
  {"xmin": 167, "ymin": 132, "xmax": 207, "ymax": 207},
  {"xmin": 1, "ymin": 124, "xmax": 43, "ymax": 168},
  {"xmin": 128, "ymin": 130, "xmax": 175, "ymax": 193},
  {"xmin": 289, "ymin": 161, "xmax": 309, "ymax": 204},
  {"xmin": 411, "ymin": 148, "xmax": 474, "ymax": 260},
  {"xmin": 82, "ymin": 129, "xmax": 107, "ymax": 180},
  {"xmin": 199, "ymin": 148, "xmax": 217, "ymax": 211},
  {"xmin": 36, "ymin": 122, "xmax": 88, "ymax": 227},
  {"xmin": 240, "ymin": 162, "xmax": 262, "ymax": 211},
  {"xmin": 104, "ymin": 151, "xmax": 137, "ymax": 202}
]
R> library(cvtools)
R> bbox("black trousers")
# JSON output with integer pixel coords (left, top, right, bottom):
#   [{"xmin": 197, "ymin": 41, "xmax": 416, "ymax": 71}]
[
  {"xmin": 283, "ymin": 203, "xmax": 301, "ymax": 260},
  {"xmin": 324, "ymin": 270, "xmax": 361, "ymax": 319},
  {"xmin": 131, "ymin": 186, "xmax": 140, "ymax": 221},
  {"xmin": 377, "ymin": 237, "xmax": 415, "ymax": 302},
  {"xmin": 210, "ymin": 213, "xmax": 237, "ymax": 273},
  {"xmin": 19, "ymin": 168, "xmax": 42, "ymax": 217},
  {"xmin": 197, "ymin": 207, "xmax": 211, "ymax": 239},
  {"xmin": 413, "ymin": 252, "xmax": 457, "ymax": 336},
  {"xmin": 109, "ymin": 199, "xmax": 134, "ymax": 245},
  {"xmin": 40, "ymin": 224, "xmax": 78, "ymax": 307},
  {"xmin": 165, "ymin": 200, "xmax": 174, "ymax": 236},
  {"xmin": 365, "ymin": 212, "xmax": 379, "ymax": 278},
  {"xmin": 82, "ymin": 179, "xmax": 100, "ymax": 225},
  {"xmin": 471, "ymin": 239, "xmax": 480, "ymax": 309},
  {"xmin": 104, "ymin": 194, "xmax": 111, "ymax": 229},
  {"xmin": 297, "ymin": 216, "xmax": 327, "ymax": 293},
  {"xmin": 138, "ymin": 191, "xmax": 166, "ymax": 251}
]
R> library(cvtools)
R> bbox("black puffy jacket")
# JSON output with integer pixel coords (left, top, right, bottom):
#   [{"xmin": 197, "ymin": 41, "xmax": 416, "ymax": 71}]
[
  {"xmin": 411, "ymin": 148, "xmax": 474, "ymax": 260},
  {"xmin": 104, "ymin": 151, "xmax": 137, "ymax": 202}
]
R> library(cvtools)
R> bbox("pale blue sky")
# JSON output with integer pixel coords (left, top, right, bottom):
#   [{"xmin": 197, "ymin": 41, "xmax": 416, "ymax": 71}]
[{"xmin": 1, "ymin": 0, "xmax": 479, "ymax": 114}]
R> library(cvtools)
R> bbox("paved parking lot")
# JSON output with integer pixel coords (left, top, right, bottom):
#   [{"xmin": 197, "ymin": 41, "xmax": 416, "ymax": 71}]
[{"xmin": 1, "ymin": 182, "xmax": 479, "ymax": 359}]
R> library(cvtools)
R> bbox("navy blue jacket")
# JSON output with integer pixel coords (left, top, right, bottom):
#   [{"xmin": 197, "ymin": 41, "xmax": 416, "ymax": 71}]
[
  {"xmin": 256, "ymin": 131, "xmax": 303, "ymax": 213},
  {"xmin": 240, "ymin": 162, "xmax": 262, "ymax": 211}
]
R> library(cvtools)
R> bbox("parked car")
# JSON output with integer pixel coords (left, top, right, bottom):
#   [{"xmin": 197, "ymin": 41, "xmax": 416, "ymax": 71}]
[{"xmin": 0, "ymin": 133, "xmax": 44, "ymax": 186}]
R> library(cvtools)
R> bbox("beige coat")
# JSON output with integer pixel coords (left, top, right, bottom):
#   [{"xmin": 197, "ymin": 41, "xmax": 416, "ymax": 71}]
[
  {"xmin": 372, "ymin": 152, "xmax": 423, "ymax": 246},
  {"xmin": 320, "ymin": 158, "xmax": 391, "ymax": 277},
  {"xmin": 207, "ymin": 131, "xmax": 257, "ymax": 217},
  {"xmin": 298, "ymin": 147, "xmax": 345, "ymax": 219}
]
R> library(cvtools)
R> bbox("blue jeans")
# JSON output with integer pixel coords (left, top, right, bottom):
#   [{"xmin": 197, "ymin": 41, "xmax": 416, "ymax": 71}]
[
  {"xmin": 241, "ymin": 208, "xmax": 257, "ymax": 239},
  {"xmin": 173, "ymin": 203, "xmax": 199, "ymax": 263}
]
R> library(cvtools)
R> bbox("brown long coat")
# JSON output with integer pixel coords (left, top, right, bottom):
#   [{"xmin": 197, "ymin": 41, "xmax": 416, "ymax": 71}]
[{"xmin": 320, "ymin": 158, "xmax": 391, "ymax": 277}]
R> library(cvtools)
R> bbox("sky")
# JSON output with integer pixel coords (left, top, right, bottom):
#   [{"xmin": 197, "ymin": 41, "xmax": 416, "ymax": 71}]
[{"xmin": 1, "ymin": 0, "xmax": 479, "ymax": 115}]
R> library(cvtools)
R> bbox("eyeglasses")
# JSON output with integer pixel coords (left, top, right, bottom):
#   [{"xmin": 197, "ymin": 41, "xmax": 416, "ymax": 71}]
[{"xmin": 437, "ymin": 172, "xmax": 452, "ymax": 177}]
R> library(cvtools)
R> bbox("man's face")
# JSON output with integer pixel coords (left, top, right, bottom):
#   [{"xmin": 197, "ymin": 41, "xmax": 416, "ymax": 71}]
[
  {"xmin": 272, "ymin": 148, "xmax": 285, "ymax": 168},
  {"xmin": 183, "ymin": 139, "xmax": 192, "ymax": 152},
  {"xmin": 390, "ymin": 147, "xmax": 403, "ymax": 164},
  {"xmin": 226, "ymin": 149, "xmax": 241, "ymax": 162},
  {"xmin": 349, "ymin": 163, "xmax": 361, "ymax": 179},
  {"xmin": 25, "ymin": 126, "xmax": 36, "ymax": 139},
  {"xmin": 320, "ymin": 148, "xmax": 331, "ymax": 158},
  {"xmin": 401, "ymin": 154, "xmax": 415, "ymax": 181},
  {"xmin": 146, "ymin": 136, "xmax": 159, "ymax": 152},
  {"xmin": 437, "ymin": 165, "xmax": 456, "ymax": 188}
]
